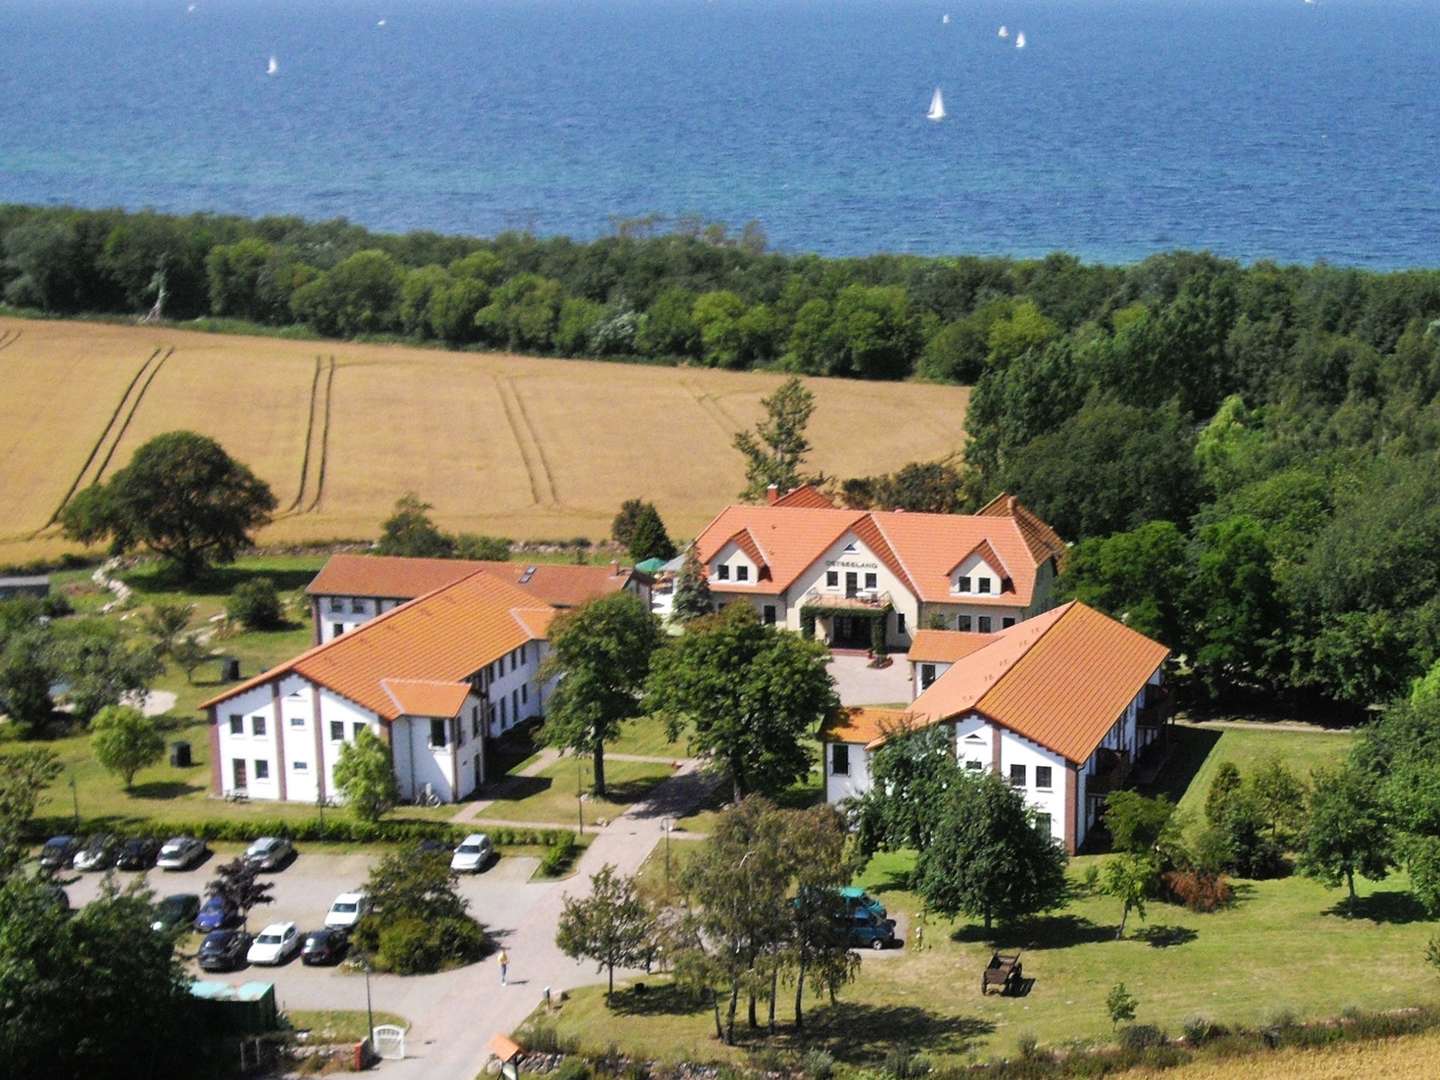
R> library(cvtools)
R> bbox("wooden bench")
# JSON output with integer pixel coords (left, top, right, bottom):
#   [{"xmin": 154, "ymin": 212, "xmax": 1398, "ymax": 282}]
[
  {"xmin": 225, "ymin": 788, "xmax": 249, "ymax": 803},
  {"xmin": 981, "ymin": 950, "xmax": 1023, "ymax": 995}
]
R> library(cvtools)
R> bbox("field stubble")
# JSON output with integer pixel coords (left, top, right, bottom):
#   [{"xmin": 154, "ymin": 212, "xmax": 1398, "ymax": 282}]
[{"xmin": 0, "ymin": 317, "xmax": 970, "ymax": 564}]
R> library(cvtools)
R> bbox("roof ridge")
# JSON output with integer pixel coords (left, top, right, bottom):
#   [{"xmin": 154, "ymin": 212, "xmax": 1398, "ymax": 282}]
[{"xmin": 864, "ymin": 513, "xmax": 921, "ymax": 597}]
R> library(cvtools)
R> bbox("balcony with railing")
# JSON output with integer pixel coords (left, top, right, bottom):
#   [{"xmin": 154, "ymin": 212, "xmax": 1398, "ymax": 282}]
[
  {"xmin": 1085, "ymin": 746, "xmax": 1133, "ymax": 797},
  {"xmin": 800, "ymin": 587, "xmax": 893, "ymax": 612},
  {"xmin": 1136, "ymin": 684, "xmax": 1174, "ymax": 731}
]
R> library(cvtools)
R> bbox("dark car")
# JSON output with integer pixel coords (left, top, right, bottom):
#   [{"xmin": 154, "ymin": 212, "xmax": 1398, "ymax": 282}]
[
  {"xmin": 846, "ymin": 909, "xmax": 897, "ymax": 950},
  {"xmin": 116, "ymin": 837, "xmax": 161, "ymax": 871},
  {"xmin": 37, "ymin": 836, "xmax": 80, "ymax": 871},
  {"xmin": 156, "ymin": 836, "xmax": 207, "ymax": 871},
  {"xmin": 198, "ymin": 929, "xmax": 250, "ymax": 972},
  {"xmin": 151, "ymin": 893, "xmax": 201, "ymax": 934},
  {"xmin": 194, "ymin": 893, "xmax": 238, "ymax": 932},
  {"xmin": 301, "ymin": 928, "xmax": 349, "ymax": 966},
  {"xmin": 73, "ymin": 833, "xmax": 121, "ymax": 872}
]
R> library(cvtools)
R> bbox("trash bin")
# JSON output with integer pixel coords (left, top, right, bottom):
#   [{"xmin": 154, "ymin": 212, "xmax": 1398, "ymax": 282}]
[
  {"xmin": 170, "ymin": 741, "xmax": 192, "ymax": 768},
  {"xmin": 220, "ymin": 657, "xmax": 240, "ymax": 681}
]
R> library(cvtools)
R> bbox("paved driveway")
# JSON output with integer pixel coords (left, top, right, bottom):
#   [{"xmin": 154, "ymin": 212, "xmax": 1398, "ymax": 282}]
[{"xmin": 827, "ymin": 653, "xmax": 913, "ymax": 706}]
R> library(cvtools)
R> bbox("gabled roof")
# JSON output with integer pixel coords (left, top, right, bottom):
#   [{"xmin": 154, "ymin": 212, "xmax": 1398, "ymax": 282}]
[
  {"xmin": 380, "ymin": 678, "xmax": 472, "ymax": 719},
  {"xmin": 203, "ymin": 570, "xmax": 555, "ymax": 721},
  {"xmin": 899, "ymin": 602, "xmax": 1170, "ymax": 763},
  {"xmin": 772, "ymin": 484, "xmax": 836, "ymax": 509},
  {"xmin": 307, "ymin": 554, "xmax": 639, "ymax": 609},
  {"xmin": 692, "ymin": 503, "xmax": 1063, "ymax": 605},
  {"xmin": 947, "ymin": 538, "xmax": 1012, "ymax": 585},
  {"xmin": 906, "ymin": 629, "xmax": 996, "ymax": 665},
  {"xmin": 820, "ymin": 707, "xmax": 914, "ymax": 746},
  {"xmin": 725, "ymin": 527, "xmax": 771, "ymax": 577},
  {"xmin": 978, "ymin": 493, "xmax": 1068, "ymax": 569}
]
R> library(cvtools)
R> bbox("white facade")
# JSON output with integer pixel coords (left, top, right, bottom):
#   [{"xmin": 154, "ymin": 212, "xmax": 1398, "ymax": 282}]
[
  {"xmin": 314, "ymin": 595, "xmax": 404, "ymax": 643},
  {"xmin": 823, "ymin": 740, "xmax": 873, "ymax": 804}
]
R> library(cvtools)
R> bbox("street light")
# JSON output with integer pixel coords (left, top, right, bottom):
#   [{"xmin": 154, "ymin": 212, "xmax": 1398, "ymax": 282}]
[
  {"xmin": 661, "ymin": 817, "xmax": 674, "ymax": 893},
  {"xmin": 576, "ymin": 756, "xmax": 584, "ymax": 836},
  {"xmin": 362, "ymin": 952, "xmax": 376, "ymax": 1062}
]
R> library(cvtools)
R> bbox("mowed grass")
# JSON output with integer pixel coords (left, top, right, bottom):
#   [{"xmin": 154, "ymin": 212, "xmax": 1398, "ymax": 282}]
[
  {"xmin": 1169, "ymin": 724, "xmax": 1354, "ymax": 822},
  {"xmin": 474, "ymin": 757, "xmax": 676, "ymax": 828},
  {"xmin": 0, "ymin": 315, "xmax": 971, "ymax": 565},
  {"xmin": 535, "ymin": 727, "xmax": 1440, "ymax": 1066},
  {"xmin": 1112, "ymin": 1032, "xmax": 1440, "ymax": 1079},
  {"xmin": 287, "ymin": 1010, "xmax": 408, "ymax": 1043}
]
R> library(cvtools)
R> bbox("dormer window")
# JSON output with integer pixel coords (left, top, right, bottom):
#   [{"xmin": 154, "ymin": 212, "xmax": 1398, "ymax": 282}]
[
  {"xmin": 957, "ymin": 575, "xmax": 971, "ymax": 593},
  {"xmin": 977, "ymin": 577, "xmax": 991, "ymax": 594},
  {"xmin": 736, "ymin": 565, "xmax": 749, "ymax": 582},
  {"xmin": 717, "ymin": 564, "xmax": 730, "ymax": 580}
]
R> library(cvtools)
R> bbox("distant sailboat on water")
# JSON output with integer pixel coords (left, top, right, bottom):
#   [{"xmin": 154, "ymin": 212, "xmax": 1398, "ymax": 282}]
[
  {"xmin": 942, "ymin": 14, "xmax": 951, "ymax": 24},
  {"xmin": 1015, "ymin": 32, "xmax": 1027, "ymax": 49},
  {"xmin": 266, "ymin": 55, "xmax": 278, "ymax": 76},
  {"xmin": 927, "ymin": 87, "xmax": 946, "ymax": 122},
  {"xmin": 998, "ymin": 25, "xmax": 1009, "ymax": 38}
]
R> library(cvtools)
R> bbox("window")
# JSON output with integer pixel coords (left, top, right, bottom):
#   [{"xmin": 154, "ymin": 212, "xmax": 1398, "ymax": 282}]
[
  {"xmin": 353, "ymin": 723, "xmax": 365, "ymax": 740},
  {"xmin": 294, "ymin": 760, "xmax": 308, "ymax": 771},
  {"xmin": 1035, "ymin": 765, "xmax": 1053, "ymax": 789},
  {"xmin": 254, "ymin": 760, "xmax": 269, "ymax": 780},
  {"xmin": 252, "ymin": 715, "xmax": 267, "ymax": 736},
  {"xmin": 921, "ymin": 663, "xmax": 937, "ymax": 689},
  {"xmin": 328, "ymin": 597, "xmax": 342, "ymax": 612},
  {"xmin": 830, "ymin": 744, "xmax": 850, "ymax": 776},
  {"xmin": 429, "ymin": 718, "xmax": 447, "ymax": 748},
  {"xmin": 763, "ymin": 605, "xmax": 777, "ymax": 625},
  {"xmin": 736, "ymin": 565, "xmax": 749, "ymax": 582},
  {"xmin": 957, "ymin": 575, "xmax": 971, "ymax": 593},
  {"xmin": 229, "ymin": 714, "xmax": 243, "ymax": 735},
  {"xmin": 1034, "ymin": 812, "xmax": 1053, "ymax": 838},
  {"xmin": 978, "ymin": 616, "xmax": 993, "ymax": 633},
  {"xmin": 957, "ymin": 614, "xmax": 973, "ymax": 632},
  {"xmin": 331, "ymin": 624, "xmax": 344, "ymax": 638},
  {"xmin": 521, "ymin": 683, "xmax": 528, "ymax": 703},
  {"xmin": 965, "ymin": 760, "xmax": 983, "ymax": 772},
  {"xmin": 864, "ymin": 572, "xmax": 877, "ymax": 590},
  {"xmin": 499, "ymin": 698, "xmax": 508, "ymax": 724},
  {"xmin": 717, "ymin": 564, "xmax": 730, "ymax": 580},
  {"xmin": 1002, "ymin": 617, "xmax": 1016, "ymax": 629},
  {"xmin": 826, "ymin": 570, "xmax": 839, "ymax": 588},
  {"xmin": 351, "ymin": 598, "xmax": 365, "ymax": 613},
  {"xmin": 978, "ymin": 577, "xmax": 992, "ymax": 594},
  {"xmin": 1009, "ymin": 764, "xmax": 1026, "ymax": 787},
  {"xmin": 896, "ymin": 613, "xmax": 906, "ymax": 635},
  {"xmin": 330, "ymin": 721, "xmax": 344, "ymax": 741},
  {"xmin": 512, "ymin": 688, "xmax": 519, "ymax": 718},
  {"xmin": 289, "ymin": 716, "xmax": 305, "ymax": 728}
]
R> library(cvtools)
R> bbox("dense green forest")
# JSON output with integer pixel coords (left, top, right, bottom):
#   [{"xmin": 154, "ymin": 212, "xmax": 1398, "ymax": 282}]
[{"xmin": 5, "ymin": 204, "xmax": 1440, "ymax": 714}]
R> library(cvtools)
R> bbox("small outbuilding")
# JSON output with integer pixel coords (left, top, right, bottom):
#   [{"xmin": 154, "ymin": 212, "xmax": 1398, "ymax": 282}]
[{"xmin": 0, "ymin": 575, "xmax": 50, "ymax": 601}]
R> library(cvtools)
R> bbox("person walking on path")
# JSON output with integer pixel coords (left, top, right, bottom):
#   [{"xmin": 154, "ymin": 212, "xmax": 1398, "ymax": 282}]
[{"xmin": 498, "ymin": 948, "xmax": 509, "ymax": 986}]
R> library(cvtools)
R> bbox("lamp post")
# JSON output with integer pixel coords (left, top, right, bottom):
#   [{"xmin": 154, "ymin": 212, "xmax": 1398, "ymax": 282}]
[
  {"xmin": 362, "ymin": 952, "xmax": 375, "ymax": 1061},
  {"xmin": 661, "ymin": 817, "xmax": 674, "ymax": 893},
  {"xmin": 69, "ymin": 771, "xmax": 79, "ymax": 831},
  {"xmin": 576, "ymin": 756, "xmax": 584, "ymax": 836}
]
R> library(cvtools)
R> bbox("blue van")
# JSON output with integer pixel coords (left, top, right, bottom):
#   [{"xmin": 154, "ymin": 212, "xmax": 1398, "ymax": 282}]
[{"xmin": 847, "ymin": 908, "xmax": 897, "ymax": 950}]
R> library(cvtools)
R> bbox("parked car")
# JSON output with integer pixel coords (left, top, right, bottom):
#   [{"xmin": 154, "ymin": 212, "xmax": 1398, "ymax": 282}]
[
  {"xmin": 156, "ymin": 836, "xmax": 207, "ymax": 871},
  {"xmin": 246, "ymin": 922, "xmax": 301, "ymax": 966},
  {"xmin": 845, "ymin": 909, "xmax": 897, "ymax": 950},
  {"xmin": 324, "ymin": 892, "xmax": 371, "ymax": 931},
  {"xmin": 37, "ymin": 835, "xmax": 81, "ymax": 871},
  {"xmin": 151, "ymin": 894, "xmax": 201, "ymax": 933},
  {"xmin": 73, "ymin": 834, "xmax": 120, "ymax": 872},
  {"xmin": 301, "ymin": 928, "xmax": 349, "ymax": 966},
  {"xmin": 198, "ymin": 929, "xmax": 250, "ymax": 972},
  {"xmin": 450, "ymin": 833, "xmax": 493, "ymax": 874},
  {"xmin": 838, "ymin": 886, "xmax": 888, "ymax": 921},
  {"xmin": 194, "ymin": 893, "xmax": 238, "ymax": 932},
  {"xmin": 116, "ymin": 836, "xmax": 161, "ymax": 871},
  {"xmin": 243, "ymin": 836, "xmax": 294, "ymax": 872}
]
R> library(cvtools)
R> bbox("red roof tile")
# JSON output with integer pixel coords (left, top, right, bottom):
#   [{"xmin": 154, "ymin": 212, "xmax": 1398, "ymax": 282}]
[
  {"xmin": 773, "ymin": 485, "xmax": 837, "ymax": 509},
  {"xmin": 906, "ymin": 629, "xmax": 997, "ymax": 664},
  {"xmin": 978, "ymin": 493, "xmax": 1068, "ymax": 569},
  {"xmin": 820, "ymin": 707, "xmax": 915, "ymax": 745},
  {"xmin": 380, "ymin": 678, "xmax": 472, "ymax": 718},
  {"xmin": 307, "ymin": 554, "xmax": 638, "ymax": 609}
]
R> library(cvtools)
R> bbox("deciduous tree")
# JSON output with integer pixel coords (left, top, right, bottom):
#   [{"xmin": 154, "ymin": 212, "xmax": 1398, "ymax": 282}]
[
  {"xmin": 48, "ymin": 619, "xmax": 162, "ymax": 724},
  {"xmin": 207, "ymin": 856, "xmax": 274, "ymax": 931},
  {"xmin": 555, "ymin": 864, "xmax": 654, "ymax": 996},
  {"xmin": 90, "ymin": 704, "xmax": 165, "ymax": 789},
  {"xmin": 1301, "ymin": 764, "xmax": 1392, "ymax": 912},
  {"xmin": 333, "ymin": 727, "xmax": 400, "ymax": 823},
  {"xmin": 0, "ymin": 748, "xmax": 62, "ymax": 874},
  {"xmin": 1099, "ymin": 854, "xmax": 1156, "ymax": 939},
  {"xmin": 376, "ymin": 492, "xmax": 454, "ymax": 558}
]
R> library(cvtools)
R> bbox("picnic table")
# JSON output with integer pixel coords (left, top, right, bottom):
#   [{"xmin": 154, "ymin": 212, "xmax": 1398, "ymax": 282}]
[{"xmin": 981, "ymin": 950, "xmax": 1023, "ymax": 995}]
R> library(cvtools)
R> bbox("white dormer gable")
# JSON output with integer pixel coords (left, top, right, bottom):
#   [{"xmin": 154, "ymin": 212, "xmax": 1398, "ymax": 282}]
[
  {"xmin": 950, "ymin": 542, "xmax": 1010, "ymax": 596},
  {"xmin": 710, "ymin": 538, "xmax": 758, "ymax": 585}
]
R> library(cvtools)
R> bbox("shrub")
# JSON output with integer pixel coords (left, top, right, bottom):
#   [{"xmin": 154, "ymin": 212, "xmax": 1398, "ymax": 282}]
[
  {"xmin": 1015, "ymin": 1032, "xmax": 1041, "ymax": 1061},
  {"xmin": 882, "ymin": 1048, "xmax": 928, "ymax": 1080},
  {"xmin": 539, "ymin": 832, "xmax": 580, "ymax": 877},
  {"xmin": 1117, "ymin": 1024, "xmax": 1167, "ymax": 1052},
  {"xmin": 1205, "ymin": 761, "xmax": 1242, "ymax": 825},
  {"xmin": 800, "ymin": 1049, "xmax": 835, "ymax": 1080},
  {"xmin": 1163, "ymin": 869, "xmax": 1234, "ymax": 912},
  {"xmin": 1181, "ymin": 1014, "xmax": 1220, "ymax": 1045},
  {"xmin": 552, "ymin": 1059, "xmax": 591, "ymax": 1080},
  {"xmin": 374, "ymin": 914, "xmax": 487, "ymax": 974},
  {"xmin": 517, "ymin": 1020, "xmax": 578, "ymax": 1055},
  {"xmin": 227, "ymin": 577, "xmax": 283, "ymax": 630}
]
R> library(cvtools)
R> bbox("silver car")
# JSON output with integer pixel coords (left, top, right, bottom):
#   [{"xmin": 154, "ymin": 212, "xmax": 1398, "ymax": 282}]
[
  {"xmin": 243, "ymin": 836, "xmax": 294, "ymax": 872},
  {"xmin": 156, "ymin": 836, "xmax": 208, "ymax": 871}
]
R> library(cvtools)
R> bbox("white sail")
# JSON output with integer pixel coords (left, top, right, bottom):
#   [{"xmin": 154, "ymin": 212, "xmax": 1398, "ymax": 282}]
[
  {"xmin": 998, "ymin": 25, "xmax": 1009, "ymax": 38},
  {"xmin": 1015, "ymin": 32, "xmax": 1026, "ymax": 49},
  {"xmin": 927, "ymin": 86, "xmax": 946, "ymax": 122},
  {"xmin": 266, "ymin": 55, "xmax": 278, "ymax": 75},
  {"xmin": 942, "ymin": 14, "xmax": 950, "ymax": 24}
]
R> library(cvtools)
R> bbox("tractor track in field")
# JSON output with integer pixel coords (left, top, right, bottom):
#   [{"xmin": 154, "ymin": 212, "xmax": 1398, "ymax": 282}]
[
  {"xmin": 36, "ymin": 346, "xmax": 170, "ymax": 534},
  {"xmin": 278, "ymin": 355, "xmax": 335, "ymax": 518},
  {"xmin": 680, "ymin": 378, "xmax": 739, "ymax": 438},
  {"xmin": 0, "ymin": 328, "xmax": 21, "ymax": 351},
  {"xmin": 494, "ymin": 374, "xmax": 557, "ymax": 507},
  {"xmin": 304, "ymin": 355, "xmax": 336, "ymax": 514}
]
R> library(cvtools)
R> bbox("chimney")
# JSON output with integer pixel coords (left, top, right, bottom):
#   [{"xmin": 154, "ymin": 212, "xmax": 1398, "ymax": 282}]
[
  {"xmin": 1006, "ymin": 495, "xmax": 1018, "ymax": 515},
  {"xmin": 766, "ymin": 484, "xmax": 780, "ymax": 505}
]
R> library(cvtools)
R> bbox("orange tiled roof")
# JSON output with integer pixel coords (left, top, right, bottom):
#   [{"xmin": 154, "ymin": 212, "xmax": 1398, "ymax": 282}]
[
  {"xmin": 773, "ymin": 485, "xmax": 837, "ymax": 509},
  {"xmin": 308, "ymin": 554, "xmax": 637, "ymax": 609},
  {"xmin": 821, "ymin": 706, "xmax": 915, "ymax": 745},
  {"xmin": 380, "ymin": 678, "xmax": 472, "ymax": 718},
  {"xmin": 906, "ymin": 629, "xmax": 997, "ymax": 664},
  {"xmin": 203, "ymin": 570, "xmax": 554, "ymax": 721},
  {"xmin": 948, "ymin": 538, "xmax": 1011, "ymax": 584},
  {"xmin": 978, "ymin": 493, "xmax": 1068, "ymax": 569},
  {"xmin": 727, "ymin": 528, "xmax": 771, "ymax": 578},
  {"xmin": 897, "ymin": 602, "xmax": 1170, "ymax": 763}
]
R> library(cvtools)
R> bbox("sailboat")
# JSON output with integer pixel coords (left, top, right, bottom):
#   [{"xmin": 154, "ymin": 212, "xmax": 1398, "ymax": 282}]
[
  {"xmin": 998, "ymin": 25, "xmax": 1009, "ymax": 38},
  {"xmin": 942, "ymin": 14, "xmax": 951, "ymax": 24},
  {"xmin": 927, "ymin": 87, "xmax": 946, "ymax": 122},
  {"xmin": 266, "ymin": 55, "xmax": 278, "ymax": 76},
  {"xmin": 1015, "ymin": 32, "xmax": 1027, "ymax": 49}
]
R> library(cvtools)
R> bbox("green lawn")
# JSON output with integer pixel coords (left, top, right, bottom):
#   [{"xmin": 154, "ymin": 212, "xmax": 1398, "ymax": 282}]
[
  {"xmin": 676, "ymin": 747, "xmax": 823, "ymax": 836},
  {"xmin": 530, "ymin": 725, "xmax": 1431, "ymax": 1067},
  {"xmin": 609, "ymin": 714, "xmax": 687, "ymax": 759},
  {"xmin": 1169, "ymin": 724, "xmax": 1354, "ymax": 822},
  {"xmin": 288, "ymin": 1009, "xmax": 409, "ymax": 1043},
  {"xmin": 475, "ymin": 757, "xmax": 676, "ymax": 828}
]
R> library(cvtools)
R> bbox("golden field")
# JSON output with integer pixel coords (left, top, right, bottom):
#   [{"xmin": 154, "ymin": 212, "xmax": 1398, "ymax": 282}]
[
  {"xmin": 0, "ymin": 317, "xmax": 970, "ymax": 564},
  {"xmin": 1115, "ymin": 1031, "xmax": 1440, "ymax": 1079}
]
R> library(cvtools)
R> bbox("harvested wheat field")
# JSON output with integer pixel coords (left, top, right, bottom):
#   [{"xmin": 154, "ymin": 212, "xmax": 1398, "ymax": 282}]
[
  {"xmin": 1116, "ymin": 1030, "xmax": 1440, "ymax": 1079},
  {"xmin": 0, "ymin": 317, "xmax": 970, "ymax": 564}
]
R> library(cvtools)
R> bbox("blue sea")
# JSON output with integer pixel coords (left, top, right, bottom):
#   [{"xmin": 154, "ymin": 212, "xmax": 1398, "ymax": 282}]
[{"xmin": 2, "ymin": 0, "xmax": 1437, "ymax": 268}]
